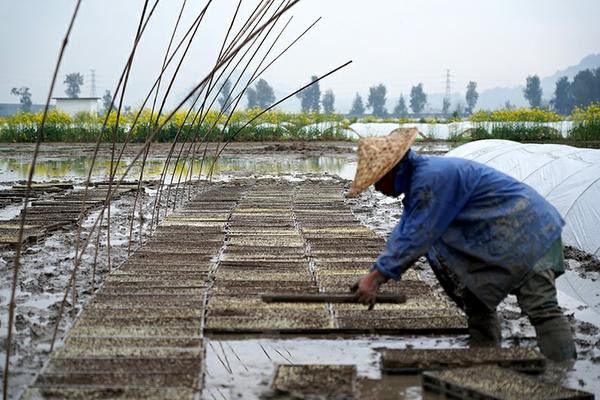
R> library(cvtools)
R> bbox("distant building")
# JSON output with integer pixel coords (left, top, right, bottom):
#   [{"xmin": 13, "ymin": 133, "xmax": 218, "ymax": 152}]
[
  {"xmin": 0, "ymin": 103, "xmax": 49, "ymax": 117},
  {"xmin": 53, "ymin": 97, "xmax": 100, "ymax": 116}
]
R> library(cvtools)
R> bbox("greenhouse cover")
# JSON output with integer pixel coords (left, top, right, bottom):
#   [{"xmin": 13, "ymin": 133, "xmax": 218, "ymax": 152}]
[{"xmin": 446, "ymin": 140, "xmax": 600, "ymax": 256}]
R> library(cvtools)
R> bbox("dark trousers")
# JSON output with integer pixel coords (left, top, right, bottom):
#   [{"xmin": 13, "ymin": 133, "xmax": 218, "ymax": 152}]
[{"xmin": 464, "ymin": 269, "xmax": 576, "ymax": 361}]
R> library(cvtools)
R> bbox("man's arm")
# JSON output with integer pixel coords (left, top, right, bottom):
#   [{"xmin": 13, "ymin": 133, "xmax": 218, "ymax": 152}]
[{"xmin": 354, "ymin": 161, "xmax": 477, "ymax": 304}]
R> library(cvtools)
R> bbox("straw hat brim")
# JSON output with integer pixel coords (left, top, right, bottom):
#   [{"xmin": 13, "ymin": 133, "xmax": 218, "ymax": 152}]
[{"xmin": 346, "ymin": 128, "xmax": 417, "ymax": 197}]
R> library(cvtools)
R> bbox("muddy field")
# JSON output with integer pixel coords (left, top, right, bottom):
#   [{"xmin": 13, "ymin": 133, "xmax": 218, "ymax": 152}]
[{"xmin": 0, "ymin": 143, "xmax": 599, "ymax": 399}]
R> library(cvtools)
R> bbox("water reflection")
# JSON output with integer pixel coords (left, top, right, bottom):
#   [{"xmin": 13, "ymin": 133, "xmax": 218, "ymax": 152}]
[{"xmin": 0, "ymin": 155, "xmax": 355, "ymax": 183}]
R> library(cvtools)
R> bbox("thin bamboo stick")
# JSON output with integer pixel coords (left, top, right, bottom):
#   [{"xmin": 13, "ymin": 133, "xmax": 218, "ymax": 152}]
[{"xmin": 2, "ymin": 2, "xmax": 82, "ymax": 398}]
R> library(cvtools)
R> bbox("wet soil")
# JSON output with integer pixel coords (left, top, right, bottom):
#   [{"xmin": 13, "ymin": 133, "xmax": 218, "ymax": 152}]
[
  {"xmin": 565, "ymin": 246, "xmax": 600, "ymax": 274},
  {"xmin": 0, "ymin": 142, "xmax": 357, "ymax": 159},
  {"xmin": 0, "ymin": 185, "xmax": 189, "ymax": 399},
  {"xmin": 1, "ymin": 145, "xmax": 599, "ymax": 398}
]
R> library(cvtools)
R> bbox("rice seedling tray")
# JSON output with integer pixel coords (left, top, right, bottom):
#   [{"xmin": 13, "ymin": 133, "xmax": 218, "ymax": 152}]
[
  {"xmin": 271, "ymin": 365, "xmax": 357, "ymax": 399},
  {"xmin": 335, "ymin": 316, "xmax": 468, "ymax": 332},
  {"xmin": 68, "ymin": 324, "xmax": 201, "ymax": 338},
  {"xmin": 22, "ymin": 386, "xmax": 195, "ymax": 400},
  {"xmin": 135, "ymin": 247, "xmax": 218, "ymax": 255},
  {"xmin": 119, "ymin": 262, "xmax": 214, "ymax": 271},
  {"xmin": 220, "ymin": 254, "xmax": 306, "ymax": 262},
  {"xmin": 92, "ymin": 294, "xmax": 205, "ymax": 308},
  {"xmin": 261, "ymin": 293, "xmax": 406, "ymax": 304},
  {"xmin": 208, "ymin": 298, "xmax": 326, "ymax": 311},
  {"xmin": 211, "ymin": 280, "xmax": 317, "ymax": 290},
  {"xmin": 98, "ymin": 287, "xmax": 206, "ymax": 296},
  {"xmin": 74, "ymin": 315, "xmax": 203, "ymax": 329},
  {"xmin": 207, "ymin": 307, "xmax": 328, "ymax": 320},
  {"xmin": 217, "ymin": 260, "xmax": 308, "ymax": 269},
  {"xmin": 128, "ymin": 253, "xmax": 215, "ymax": 263},
  {"xmin": 52, "ymin": 344, "xmax": 203, "ymax": 359},
  {"xmin": 215, "ymin": 271, "xmax": 309, "ymax": 281},
  {"xmin": 224, "ymin": 245, "xmax": 305, "ymax": 254},
  {"xmin": 422, "ymin": 366, "xmax": 594, "ymax": 400},
  {"xmin": 154, "ymin": 225, "xmax": 224, "ymax": 234},
  {"xmin": 44, "ymin": 357, "xmax": 202, "ymax": 374},
  {"xmin": 381, "ymin": 347, "xmax": 546, "ymax": 374},
  {"xmin": 112, "ymin": 271, "xmax": 209, "ymax": 278},
  {"xmin": 34, "ymin": 371, "xmax": 200, "ymax": 388},
  {"xmin": 81, "ymin": 307, "xmax": 204, "ymax": 319},
  {"xmin": 205, "ymin": 315, "xmax": 335, "ymax": 332},
  {"xmin": 335, "ymin": 308, "xmax": 464, "ymax": 319}
]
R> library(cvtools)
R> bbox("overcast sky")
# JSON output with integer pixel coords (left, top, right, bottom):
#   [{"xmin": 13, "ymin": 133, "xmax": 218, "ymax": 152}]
[{"xmin": 1, "ymin": 0, "xmax": 599, "ymax": 111}]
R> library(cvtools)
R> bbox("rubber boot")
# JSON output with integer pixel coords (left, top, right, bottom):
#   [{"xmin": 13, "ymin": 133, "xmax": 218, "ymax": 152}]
[
  {"xmin": 467, "ymin": 314, "xmax": 501, "ymax": 348},
  {"xmin": 534, "ymin": 317, "xmax": 577, "ymax": 362}
]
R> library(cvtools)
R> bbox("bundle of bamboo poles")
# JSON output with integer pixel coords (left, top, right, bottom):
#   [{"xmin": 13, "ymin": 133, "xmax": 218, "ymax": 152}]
[{"xmin": 2, "ymin": 1, "xmax": 351, "ymax": 397}]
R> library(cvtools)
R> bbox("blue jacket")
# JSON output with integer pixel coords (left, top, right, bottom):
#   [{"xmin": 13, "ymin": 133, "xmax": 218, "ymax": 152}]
[{"xmin": 374, "ymin": 150, "xmax": 564, "ymax": 309}]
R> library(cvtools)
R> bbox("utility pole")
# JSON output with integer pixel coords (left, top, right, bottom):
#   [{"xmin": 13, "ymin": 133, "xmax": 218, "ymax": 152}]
[
  {"xmin": 444, "ymin": 69, "xmax": 451, "ymax": 102},
  {"xmin": 90, "ymin": 69, "xmax": 97, "ymax": 97},
  {"xmin": 443, "ymin": 69, "xmax": 452, "ymax": 115}
]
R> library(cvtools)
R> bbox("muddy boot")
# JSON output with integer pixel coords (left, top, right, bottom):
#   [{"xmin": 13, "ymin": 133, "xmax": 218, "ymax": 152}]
[
  {"xmin": 467, "ymin": 314, "xmax": 501, "ymax": 347},
  {"xmin": 534, "ymin": 317, "xmax": 577, "ymax": 362}
]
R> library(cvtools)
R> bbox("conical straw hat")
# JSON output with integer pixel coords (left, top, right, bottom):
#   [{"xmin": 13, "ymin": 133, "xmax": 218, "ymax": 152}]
[{"xmin": 347, "ymin": 128, "xmax": 417, "ymax": 197}]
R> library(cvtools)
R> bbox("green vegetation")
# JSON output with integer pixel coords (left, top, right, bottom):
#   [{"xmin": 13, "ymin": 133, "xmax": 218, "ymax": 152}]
[
  {"xmin": 0, "ymin": 109, "xmax": 351, "ymax": 143},
  {"xmin": 470, "ymin": 108, "xmax": 565, "ymax": 142},
  {"xmin": 470, "ymin": 108, "xmax": 563, "ymax": 123},
  {"xmin": 570, "ymin": 103, "xmax": 600, "ymax": 140},
  {"xmin": 0, "ymin": 104, "xmax": 598, "ymax": 143}
]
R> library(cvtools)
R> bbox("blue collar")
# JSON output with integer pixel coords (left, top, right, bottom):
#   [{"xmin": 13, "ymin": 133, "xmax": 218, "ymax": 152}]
[{"xmin": 393, "ymin": 149, "xmax": 416, "ymax": 199}]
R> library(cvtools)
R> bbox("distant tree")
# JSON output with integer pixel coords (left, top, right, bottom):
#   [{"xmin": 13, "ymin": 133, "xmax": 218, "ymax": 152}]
[
  {"xmin": 366, "ymin": 84, "xmax": 387, "ymax": 117},
  {"xmin": 349, "ymin": 93, "xmax": 365, "ymax": 116},
  {"xmin": 296, "ymin": 75, "xmax": 321, "ymax": 113},
  {"xmin": 504, "ymin": 100, "xmax": 514, "ymax": 110},
  {"xmin": 442, "ymin": 98, "xmax": 451, "ymax": 116},
  {"xmin": 322, "ymin": 90, "xmax": 335, "ymax": 114},
  {"xmin": 10, "ymin": 87, "xmax": 32, "ymax": 112},
  {"xmin": 102, "ymin": 90, "xmax": 114, "ymax": 114},
  {"xmin": 218, "ymin": 79, "xmax": 233, "ymax": 111},
  {"xmin": 453, "ymin": 102, "xmax": 464, "ymax": 117},
  {"xmin": 64, "ymin": 72, "xmax": 84, "ymax": 98},
  {"xmin": 550, "ymin": 76, "xmax": 573, "ymax": 115},
  {"xmin": 570, "ymin": 68, "xmax": 600, "ymax": 108},
  {"xmin": 409, "ymin": 83, "xmax": 427, "ymax": 115},
  {"xmin": 246, "ymin": 87, "xmax": 258, "ymax": 108},
  {"xmin": 465, "ymin": 81, "xmax": 479, "ymax": 114},
  {"xmin": 124, "ymin": 106, "xmax": 132, "ymax": 115},
  {"xmin": 393, "ymin": 95, "xmax": 408, "ymax": 117},
  {"xmin": 523, "ymin": 75, "xmax": 542, "ymax": 108},
  {"xmin": 254, "ymin": 79, "xmax": 276, "ymax": 109}
]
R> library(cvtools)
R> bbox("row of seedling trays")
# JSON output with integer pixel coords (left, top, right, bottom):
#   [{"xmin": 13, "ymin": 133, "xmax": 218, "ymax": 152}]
[
  {"xmin": 206, "ymin": 186, "xmax": 334, "ymax": 333},
  {"xmin": 23, "ymin": 186, "xmax": 245, "ymax": 400}
]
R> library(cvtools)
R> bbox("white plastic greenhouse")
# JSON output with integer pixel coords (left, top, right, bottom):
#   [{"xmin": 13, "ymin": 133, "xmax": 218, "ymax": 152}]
[{"xmin": 446, "ymin": 140, "xmax": 600, "ymax": 257}]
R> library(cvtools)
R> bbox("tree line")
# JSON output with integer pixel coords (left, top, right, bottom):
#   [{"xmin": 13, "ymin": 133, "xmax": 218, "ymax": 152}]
[
  {"xmin": 347, "ymin": 81, "xmax": 479, "ymax": 118},
  {"xmin": 8, "ymin": 68, "xmax": 599, "ymax": 117}
]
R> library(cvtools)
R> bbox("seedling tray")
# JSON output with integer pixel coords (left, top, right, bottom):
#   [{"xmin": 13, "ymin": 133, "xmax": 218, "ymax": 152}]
[
  {"xmin": 272, "ymin": 365, "xmax": 357, "ymax": 399},
  {"xmin": 422, "ymin": 366, "xmax": 594, "ymax": 400},
  {"xmin": 381, "ymin": 347, "xmax": 546, "ymax": 374}
]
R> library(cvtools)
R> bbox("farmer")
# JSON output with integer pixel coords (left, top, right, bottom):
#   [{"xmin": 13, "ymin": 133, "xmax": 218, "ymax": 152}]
[{"xmin": 348, "ymin": 128, "xmax": 576, "ymax": 362}]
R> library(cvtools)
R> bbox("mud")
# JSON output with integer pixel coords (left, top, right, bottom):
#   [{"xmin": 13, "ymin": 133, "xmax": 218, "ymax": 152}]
[
  {"xmin": 0, "ymin": 185, "xmax": 190, "ymax": 399},
  {"xmin": 1, "ymin": 145, "xmax": 599, "ymax": 398},
  {"xmin": 565, "ymin": 246, "xmax": 600, "ymax": 274}
]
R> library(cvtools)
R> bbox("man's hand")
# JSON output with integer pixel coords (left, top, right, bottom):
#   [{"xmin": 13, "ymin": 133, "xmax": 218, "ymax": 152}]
[{"xmin": 350, "ymin": 269, "xmax": 389, "ymax": 310}]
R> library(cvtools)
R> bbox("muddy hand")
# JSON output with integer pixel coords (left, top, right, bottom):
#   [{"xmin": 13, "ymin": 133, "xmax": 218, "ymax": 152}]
[{"xmin": 352, "ymin": 270, "xmax": 387, "ymax": 310}]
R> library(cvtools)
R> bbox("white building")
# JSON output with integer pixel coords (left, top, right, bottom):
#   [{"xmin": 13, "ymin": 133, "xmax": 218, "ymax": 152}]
[{"xmin": 53, "ymin": 97, "xmax": 100, "ymax": 116}]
